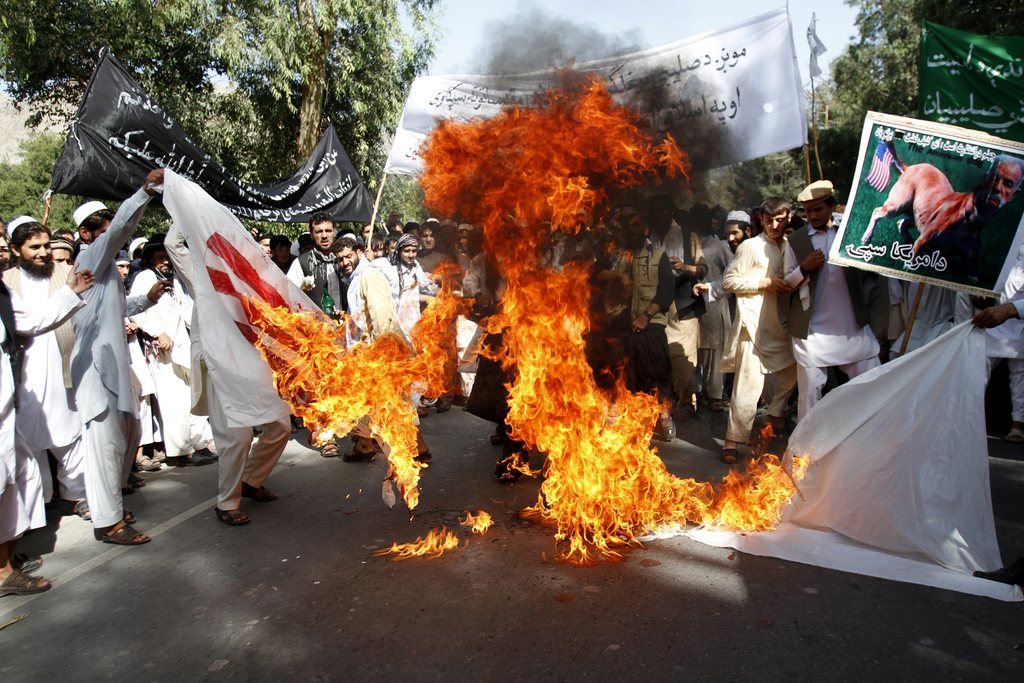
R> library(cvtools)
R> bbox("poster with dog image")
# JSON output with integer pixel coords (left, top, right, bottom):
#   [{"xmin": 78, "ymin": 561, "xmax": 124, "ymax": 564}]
[{"xmin": 831, "ymin": 112, "xmax": 1024, "ymax": 297}]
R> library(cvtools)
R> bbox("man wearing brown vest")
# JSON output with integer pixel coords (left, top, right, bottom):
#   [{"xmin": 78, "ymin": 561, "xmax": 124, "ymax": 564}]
[
  {"xmin": 3, "ymin": 219, "xmax": 89, "ymax": 519},
  {"xmin": 780, "ymin": 181, "xmax": 885, "ymax": 420}
]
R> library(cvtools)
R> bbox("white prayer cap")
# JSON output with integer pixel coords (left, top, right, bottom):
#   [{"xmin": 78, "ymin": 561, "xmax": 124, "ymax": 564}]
[
  {"xmin": 73, "ymin": 200, "xmax": 109, "ymax": 228},
  {"xmin": 725, "ymin": 210, "xmax": 750, "ymax": 225},
  {"xmin": 129, "ymin": 237, "xmax": 149, "ymax": 257},
  {"xmin": 6, "ymin": 215, "xmax": 39, "ymax": 233}
]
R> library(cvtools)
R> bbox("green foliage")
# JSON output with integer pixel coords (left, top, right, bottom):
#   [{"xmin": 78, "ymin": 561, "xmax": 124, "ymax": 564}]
[
  {"xmin": 378, "ymin": 173, "xmax": 426, "ymax": 227},
  {"xmin": 820, "ymin": 0, "xmax": 1024, "ymax": 197},
  {"xmin": 0, "ymin": 133, "xmax": 81, "ymax": 228},
  {"xmin": 0, "ymin": 0, "xmax": 438, "ymax": 191}
]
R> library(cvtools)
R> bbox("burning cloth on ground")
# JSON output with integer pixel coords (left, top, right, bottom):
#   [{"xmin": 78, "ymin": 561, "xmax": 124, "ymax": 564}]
[{"xmin": 688, "ymin": 322, "xmax": 1023, "ymax": 601}]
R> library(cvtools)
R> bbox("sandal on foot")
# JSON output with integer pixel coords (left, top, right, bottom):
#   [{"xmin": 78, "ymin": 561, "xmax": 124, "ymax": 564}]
[
  {"xmin": 129, "ymin": 473, "xmax": 146, "ymax": 488},
  {"xmin": 720, "ymin": 448, "xmax": 738, "ymax": 465},
  {"xmin": 94, "ymin": 522, "xmax": 150, "ymax": 545},
  {"xmin": 73, "ymin": 499, "xmax": 91, "ymax": 521},
  {"xmin": 215, "ymin": 507, "xmax": 250, "ymax": 526},
  {"xmin": 0, "ymin": 568, "xmax": 51, "ymax": 597},
  {"xmin": 1005, "ymin": 427, "xmax": 1024, "ymax": 443},
  {"xmin": 123, "ymin": 510, "xmax": 136, "ymax": 524},
  {"xmin": 241, "ymin": 482, "xmax": 277, "ymax": 502},
  {"xmin": 12, "ymin": 554, "xmax": 43, "ymax": 574},
  {"xmin": 319, "ymin": 441, "xmax": 340, "ymax": 458},
  {"xmin": 415, "ymin": 451, "xmax": 432, "ymax": 463}
]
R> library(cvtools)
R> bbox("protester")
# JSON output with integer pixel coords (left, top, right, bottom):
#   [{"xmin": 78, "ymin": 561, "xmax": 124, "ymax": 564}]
[
  {"xmin": 50, "ymin": 238, "xmax": 75, "ymax": 265},
  {"xmin": 613, "ymin": 208, "xmax": 677, "ymax": 442},
  {"xmin": 269, "ymin": 235, "xmax": 294, "ymax": 273},
  {"xmin": 692, "ymin": 204, "xmax": 733, "ymax": 411},
  {"xmin": 647, "ymin": 194, "xmax": 707, "ymax": 417},
  {"xmin": 417, "ymin": 219, "xmax": 452, "ymax": 274},
  {"xmin": 287, "ymin": 212, "xmax": 345, "ymax": 317},
  {"xmin": 129, "ymin": 235, "xmax": 216, "ymax": 468},
  {"xmin": 71, "ymin": 172, "xmax": 171, "ymax": 545},
  {"xmin": 780, "ymin": 180, "xmax": 886, "ymax": 420},
  {"xmin": 3, "ymin": 219, "xmax": 90, "ymax": 522},
  {"xmin": 718, "ymin": 198, "xmax": 798, "ymax": 464},
  {"xmin": 162, "ymin": 221, "xmax": 290, "ymax": 526},
  {"xmin": 0, "ymin": 258, "xmax": 94, "ymax": 596}
]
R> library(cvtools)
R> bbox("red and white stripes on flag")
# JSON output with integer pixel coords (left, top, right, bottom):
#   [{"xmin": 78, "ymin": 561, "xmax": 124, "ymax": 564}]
[
  {"xmin": 161, "ymin": 169, "xmax": 323, "ymax": 428},
  {"xmin": 866, "ymin": 141, "xmax": 896, "ymax": 192}
]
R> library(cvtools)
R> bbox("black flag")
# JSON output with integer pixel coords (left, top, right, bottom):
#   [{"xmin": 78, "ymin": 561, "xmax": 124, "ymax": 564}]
[{"xmin": 51, "ymin": 49, "xmax": 373, "ymax": 223}]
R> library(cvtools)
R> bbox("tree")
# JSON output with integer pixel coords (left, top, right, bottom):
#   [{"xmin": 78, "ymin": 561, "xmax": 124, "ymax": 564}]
[
  {"xmin": 0, "ymin": 133, "xmax": 81, "ymax": 229},
  {"xmin": 820, "ymin": 0, "xmax": 1024, "ymax": 196},
  {"xmin": 0, "ymin": 0, "xmax": 437, "ymax": 191}
]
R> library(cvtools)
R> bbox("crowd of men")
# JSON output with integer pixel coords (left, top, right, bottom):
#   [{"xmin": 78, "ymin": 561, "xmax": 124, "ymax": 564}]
[{"xmin": 2, "ymin": 169, "xmax": 1023, "ymax": 598}]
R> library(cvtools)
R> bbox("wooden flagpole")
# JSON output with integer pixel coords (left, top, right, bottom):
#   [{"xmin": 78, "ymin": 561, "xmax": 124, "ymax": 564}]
[
  {"xmin": 369, "ymin": 171, "xmax": 389, "ymax": 232},
  {"xmin": 897, "ymin": 283, "xmax": 926, "ymax": 356},
  {"xmin": 40, "ymin": 190, "xmax": 53, "ymax": 226}
]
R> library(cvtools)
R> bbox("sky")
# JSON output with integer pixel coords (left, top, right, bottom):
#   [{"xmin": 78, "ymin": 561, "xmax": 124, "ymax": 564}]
[{"xmin": 427, "ymin": 0, "xmax": 859, "ymax": 83}]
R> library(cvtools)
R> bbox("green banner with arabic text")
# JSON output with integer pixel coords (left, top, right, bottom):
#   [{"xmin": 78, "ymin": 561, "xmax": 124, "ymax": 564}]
[{"xmin": 920, "ymin": 21, "xmax": 1024, "ymax": 143}]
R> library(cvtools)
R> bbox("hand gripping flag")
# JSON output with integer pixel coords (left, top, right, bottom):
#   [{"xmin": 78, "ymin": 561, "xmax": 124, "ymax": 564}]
[{"xmin": 160, "ymin": 169, "xmax": 326, "ymax": 428}]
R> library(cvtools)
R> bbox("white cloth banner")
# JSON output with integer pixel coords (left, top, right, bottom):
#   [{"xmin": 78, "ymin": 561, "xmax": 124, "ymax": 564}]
[
  {"xmin": 688, "ymin": 323, "xmax": 1023, "ymax": 601},
  {"xmin": 385, "ymin": 7, "xmax": 807, "ymax": 174},
  {"xmin": 161, "ymin": 170, "xmax": 319, "ymax": 428}
]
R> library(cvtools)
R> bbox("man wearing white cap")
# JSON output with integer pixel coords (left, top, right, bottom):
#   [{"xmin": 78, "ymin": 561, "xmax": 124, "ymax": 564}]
[
  {"xmin": 71, "ymin": 173, "xmax": 171, "ymax": 545},
  {"xmin": 717, "ymin": 198, "xmax": 798, "ymax": 464},
  {"xmin": 3, "ymin": 218, "xmax": 90, "ymax": 520},
  {"xmin": 780, "ymin": 180, "xmax": 885, "ymax": 420},
  {"xmin": 0, "ymin": 249, "xmax": 94, "ymax": 596}
]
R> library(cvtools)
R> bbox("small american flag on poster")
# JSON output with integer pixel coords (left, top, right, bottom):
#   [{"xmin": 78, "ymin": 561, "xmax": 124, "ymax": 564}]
[{"xmin": 865, "ymin": 141, "xmax": 895, "ymax": 191}]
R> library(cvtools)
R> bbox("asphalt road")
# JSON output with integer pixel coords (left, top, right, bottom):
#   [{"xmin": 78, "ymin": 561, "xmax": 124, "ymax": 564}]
[{"xmin": 1, "ymin": 407, "xmax": 1021, "ymax": 681}]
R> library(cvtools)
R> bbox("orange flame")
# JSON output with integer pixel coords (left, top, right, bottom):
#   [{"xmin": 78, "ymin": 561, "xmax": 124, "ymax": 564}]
[
  {"xmin": 374, "ymin": 527, "xmax": 461, "ymax": 560},
  {"xmin": 459, "ymin": 510, "xmax": 494, "ymax": 535},
  {"xmin": 240, "ymin": 271, "xmax": 464, "ymax": 510},
  {"xmin": 708, "ymin": 456, "xmax": 809, "ymax": 531},
  {"xmin": 420, "ymin": 74, "xmax": 803, "ymax": 562}
]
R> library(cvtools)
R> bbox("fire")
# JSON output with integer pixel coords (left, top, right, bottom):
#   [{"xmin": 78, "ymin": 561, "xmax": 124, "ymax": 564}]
[
  {"xmin": 707, "ymin": 455, "xmax": 809, "ymax": 531},
  {"xmin": 374, "ymin": 527, "xmax": 461, "ymax": 560},
  {"xmin": 459, "ymin": 510, "xmax": 494, "ymax": 534},
  {"xmin": 420, "ymin": 74, "xmax": 804, "ymax": 562},
  {"xmin": 240, "ymin": 269, "xmax": 464, "ymax": 510}
]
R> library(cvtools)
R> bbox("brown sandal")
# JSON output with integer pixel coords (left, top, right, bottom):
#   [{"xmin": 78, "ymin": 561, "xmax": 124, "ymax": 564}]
[
  {"xmin": 0, "ymin": 568, "xmax": 52, "ymax": 596},
  {"xmin": 94, "ymin": 521, "xmax": 151, "ymax": 545},
  {"xmin": 215, "ymin": 507, "xmax": 250, "ymax": 526},
  {"xmin": 720, "ymin": 448, "xmax": 738, "ymax": 465},
  {"xmin": 241, "ymin": 482, "xmax": 277, "ymax": 502}
]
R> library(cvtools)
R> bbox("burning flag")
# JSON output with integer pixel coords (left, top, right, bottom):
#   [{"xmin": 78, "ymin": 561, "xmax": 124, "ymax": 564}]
[
  {"xmin": 375, "ymin": 527, "xmax": 462, "ymax": 560},
  {"xmin": 161, "ymin": 170, "xmax": 464, "ymax": 510},
  {"xmin": 419, "ymin": 74, "xmax": 800, "ymax": 563}
]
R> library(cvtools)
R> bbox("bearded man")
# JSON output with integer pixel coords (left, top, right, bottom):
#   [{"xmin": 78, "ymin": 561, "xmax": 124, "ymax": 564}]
[
  {"xmin": 129, "ymin": 236, "xmax": 216, "ymax": 467},
  {"xmin": 2, "ymin": 218, "xmax": 89, "ymax": 521}
]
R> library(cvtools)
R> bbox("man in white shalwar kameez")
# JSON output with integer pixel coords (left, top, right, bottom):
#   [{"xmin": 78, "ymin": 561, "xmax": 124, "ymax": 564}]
[
  {"xmin": 718, "ymin": 198, "xmax": 798, "ymax": 463},
  {"xmin": 1, "ymin": 270, "xmax": 92, "ymax": 596},
  {"xmin": 160, "ymin": 181, "xmax": 290, "ymax": 526},
  {"xmin": 3, "ymin": 219, "xmax": 89, "ymax": 520},
  {"xmin": 71, "ymin": 172, "xmax": 170, "ymax": 545},
  {"xmin": 780, "ymin": 181, "xmax": 883, "ymax": 421},
  {"xmin": 129, "ymin": 238, "xmax": 215, "ymax": 465}
]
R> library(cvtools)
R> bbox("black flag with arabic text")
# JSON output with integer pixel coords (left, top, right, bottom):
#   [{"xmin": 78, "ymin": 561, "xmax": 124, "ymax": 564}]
[{"xmin": 50, "ymin": 49, "xmax": 373, "ymax": 223}]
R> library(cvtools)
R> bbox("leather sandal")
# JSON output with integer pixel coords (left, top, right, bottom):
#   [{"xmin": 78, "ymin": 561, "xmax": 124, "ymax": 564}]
[
  {"xmin": 0, "ymin": 568, "xmax": 52, "ymax": 597},
  {"xmin": 241, "ymin": 482, "xmax": 277, "ymax": 502},
  {"xmin": 94, "ymin": 522, "xmax": 150, "ymax": 545},
  {"xmin": 72, "ymin": 499, "xmax": 91, "ymax": 521},
  {"xmin": 720, "ymin": 448, "xmax": 738, "ymax": 465},
  {"xmin": 215, "ymin": 507, "xmax": 250, "ymax": 526}
]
